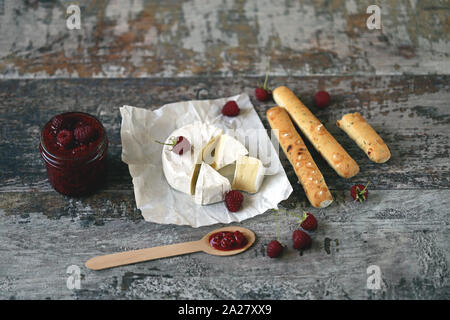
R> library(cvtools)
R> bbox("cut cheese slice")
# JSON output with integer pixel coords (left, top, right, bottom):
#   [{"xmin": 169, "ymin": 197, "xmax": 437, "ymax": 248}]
[
  {"xmin": 218, "ymin": 163, "xmax": 236, "ymax": 180},
  {"xmin": 211, "ymin": 134, "xmax": 248, "ymax": 170},
  {"xmin": 201, "ymin": 132, "xmax": 223, "ymax": 166},
  {"xmin": 194, "ymin": 162, "xmax": 231, "ymax": 205},
  {"xmin": 232, "ymin": 155, "xmax": 265, "ymax": 194},
  {"xmin": 190, "ymin": 129, "xmax": 224, "ymax": 195},
  {"xmin": 162, "ymin": 122, "xmax": 223, "ymax": 195}
]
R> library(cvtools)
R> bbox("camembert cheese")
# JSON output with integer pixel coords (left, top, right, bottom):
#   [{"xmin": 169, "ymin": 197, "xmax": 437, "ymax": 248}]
[
  {"xmin": 162, "ymin": 122, "xmax": 223, "ymax": 195},
  {"xmin": 194, "ymin": 162, "xmax": 231, "ymax": 205},
  {"xmin": 211, "ymin": 134, "xmax": 248, "ymax": 170},
  {"xmin": 232, "ymin": 155, "xmax": 265, "ymax": 193}
]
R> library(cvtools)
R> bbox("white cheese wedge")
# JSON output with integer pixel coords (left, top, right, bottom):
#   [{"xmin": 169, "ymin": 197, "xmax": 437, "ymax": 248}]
[
  {"xmin": 194, "ymin": 162, "xmax": 231, "ymax": 205},
  {"xmin": 162, "ymin": 122, "xmax": 223, "ymax": 195},
  {"xmin": 217, "ymin": 163, "xmax": 236, "ymax": 180},
  {"xmin": 210, "ymin": 134, "xmax": 248, "ymax": 170},
  {"xmin": 232, "ymin": 155, "xmax": 265, "ymax": 194},
  {"xmin": 201, "ymin": 133, "xmax": 223, "ymax": 166}
]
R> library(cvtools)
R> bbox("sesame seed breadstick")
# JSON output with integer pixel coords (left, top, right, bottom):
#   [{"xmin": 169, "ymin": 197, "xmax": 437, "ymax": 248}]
[
  {"xmin": 267, "ymin": 106, "xmax": 333, "ymax": 208},
  {"xmin": 273, "ymin": 86, "xmax": 359, "ymax": 179},
  {"xmin": 337, "ymin": 112, "xmax": 391, "ymax": 163}
]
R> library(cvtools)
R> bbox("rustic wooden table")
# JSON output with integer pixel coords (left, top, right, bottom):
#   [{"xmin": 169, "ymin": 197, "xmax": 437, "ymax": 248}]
[{"xmin": 0, "ymin": 1, "xmax": 449, "ymax": 300}]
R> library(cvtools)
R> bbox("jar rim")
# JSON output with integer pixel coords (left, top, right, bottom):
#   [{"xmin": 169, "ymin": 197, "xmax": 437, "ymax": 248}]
[{"xmin": 40, "ymin": 111, "xmax": 108, "ymax": 162}]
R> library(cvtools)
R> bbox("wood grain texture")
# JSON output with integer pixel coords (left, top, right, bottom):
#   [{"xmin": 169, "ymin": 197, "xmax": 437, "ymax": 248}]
[
  {"xmin": 0, "ymin": 189, "xmax": 449, "ymax": 299},
  {"xmin": 1, "ymin": 76, "xmax": 448, "ymax": 194},
  {"xmin": 0, "ymin": 0, "xmax": 448, "ymax": 78},
  {"xmin": 0, "ymin": 76, "xmax": 449, "ymax": 299}
]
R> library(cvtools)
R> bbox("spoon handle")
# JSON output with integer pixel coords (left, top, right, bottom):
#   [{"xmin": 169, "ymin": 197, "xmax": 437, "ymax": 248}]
[{"xmin": 85, "ymin": 240, "xmax": 204, "ymax": 270}]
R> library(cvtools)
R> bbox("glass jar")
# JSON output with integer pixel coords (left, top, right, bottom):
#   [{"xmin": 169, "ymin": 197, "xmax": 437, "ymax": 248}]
[{"xmin": 39, "ymin": 112, "xmax": 108, "ymax": 196}]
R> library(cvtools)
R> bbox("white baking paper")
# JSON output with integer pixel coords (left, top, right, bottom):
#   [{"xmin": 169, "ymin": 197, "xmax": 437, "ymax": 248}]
[{"xmin": 119, "ymin": 93, "xmax": 293, "ymax": 227}]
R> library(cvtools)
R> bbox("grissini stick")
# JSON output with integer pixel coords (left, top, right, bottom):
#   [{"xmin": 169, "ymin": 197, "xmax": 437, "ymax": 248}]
[
  {"xmin": 337, "ymin": 112, "xmax": 391, "ymax": 163},
  {"xmin": 267, "ymin": 106, "xmax": 333, "ymax": 208},
  {"xmin": 273, "ymin": 86, "xmax": 359, "ymax": 179}
]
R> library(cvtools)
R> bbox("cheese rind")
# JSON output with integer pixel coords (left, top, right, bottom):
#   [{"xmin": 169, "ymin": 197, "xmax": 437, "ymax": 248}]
[
  {"xmin": 194, "ymin": 162, "xmax": 231, "ymax": 205},
  {"xmin": 211, "ymin": 134, "xmax": 248, "ymax": 170},
  {"xmin": 232, "ymin": 155, "xmax": 265, "ymax": 193},
  {"xmin": 162, "ymin": 122, "xmax": 223, "ymax": 195}
]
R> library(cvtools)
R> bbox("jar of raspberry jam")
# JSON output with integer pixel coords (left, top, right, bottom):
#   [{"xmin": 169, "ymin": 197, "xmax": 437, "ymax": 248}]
[{"xmin": 39, "ymin": 112, "xmax": 108, "ymax": 196}]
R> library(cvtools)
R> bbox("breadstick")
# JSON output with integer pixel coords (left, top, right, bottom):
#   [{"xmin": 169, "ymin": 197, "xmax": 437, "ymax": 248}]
[
  {"xmin": 337, "ymin": 112, "xmax": 391, "ymax": 163},
  {"xmin": 267, "ymin": 106, "xmax": 333, "ymax": 208},
  {"xmin": 273, "ymin": 86, "xmax": 359, "ymax": 178}
]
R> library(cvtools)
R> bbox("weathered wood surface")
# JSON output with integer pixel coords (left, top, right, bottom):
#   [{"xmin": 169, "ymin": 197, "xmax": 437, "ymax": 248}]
[
  {"xmin": 0, "ymin": 76, "xmax": 449, "ymax": 299},
  {"xmin": 1, "ymin": 76, "xmax": 449, "ymax": 194},
  {"xmin": 0, "ymin": 190, "xmax": 449, "ymax": 299},
  {"xmin": 0, "ymin": 0, "xmax": 449, "ymax": 78}
]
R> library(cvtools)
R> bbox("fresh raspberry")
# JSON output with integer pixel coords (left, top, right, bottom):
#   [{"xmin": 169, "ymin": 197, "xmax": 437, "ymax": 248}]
[
  {"xmin": 314, "ymin": 91, "xmax": 331, "ymax": 109},
  {"xmin": 292, "ymin": 229, "xmax": 312, "ymax": 250},
  {"xmin": 255, "ymin": 87, "xmax": 271, "ymax": 101},
  {"xmin": 267, "ymin": 240, "xmax": 283, "ymax": 258},
  {"xmin": 222, "ymin": 101, "xmax": 240, "ymax": 117},
  {"xmin": 56, "ymin": 130, "xmax": 74, "ymax": 148},
  {"xmin": 155, "ymin": 136, "xmax": 191, "ymax": 155},
  {"xmin": 255, "ymin": 58, "xmax": 272, "ymax": 102},
  {"xmin": 172, "ymin": 136, "xmax": 191, "ymax": 155},
  {"xmin": 74, "ymin": 125, "xmax": 96, "ymax": 143},
  {"xmin": 350, "ymin": 182, "xmax": 370, "ymax": 203},
  {"xmin": 225, "ymin": 190, "xmax": 244, "ymax": 212},
  {"xmin": 300, "ymin": 212, "xmax": 318, "ymax": 231}
]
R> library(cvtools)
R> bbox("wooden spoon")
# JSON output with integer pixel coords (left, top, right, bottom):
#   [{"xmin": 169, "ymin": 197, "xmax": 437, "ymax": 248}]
[{"xmin": 85, "ymin": 226, "xmax": 255, "ymax": 270}]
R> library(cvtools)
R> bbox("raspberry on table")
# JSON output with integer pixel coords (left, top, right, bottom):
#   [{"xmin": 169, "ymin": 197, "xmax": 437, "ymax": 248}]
[
  {"xmin": 292, "ymin": 229, "xmax": 312, "ymax": 250},
  {"xmin": 267, "ymin": 240, "xmax": 283, "ymax": 258},
  {"xmin": 350, "ymin": 182, "xmax": 370, "ymax": 203},
  {"xmin": 314, "ymin": 91, "xmax": 331, "ymax": 109},
  {"xmin": 255, "ymin": 87, "xmax": 271, "ymax": 101},
  {"xmin": 300, "ymin": 212, "xmax": 318, "ymax": 231}
]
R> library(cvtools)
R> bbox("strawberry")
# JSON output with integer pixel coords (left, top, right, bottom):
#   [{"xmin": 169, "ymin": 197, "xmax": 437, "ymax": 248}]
[
  {"xmin": 156, "ymin": 136, "xmax": 191, "ymax": 155},
  {"xmin": 74, "ymin": 125, "xmax": 96, "ymax": 143},
  {"xmin": 292, "ymin": 229, "xmax": 312, "ymax": 250},
  {"xmin": 267, "ymin": 240, "xmax": 283, "ymax": 258},
  {"xmin": 314, "ymin": 91, "xmax": 331, "ymax": 109},
  {"xmin": 225, "ymin": 190, "xmax": 244, "ymax": 212},
  {"xmin": 56, "ymin": 130, "xmax": 74, "ymax": 148},
  {"xmin": 350, "ymin": 182, "xmax": 370, "ymax": 203},
  {"xmin": 222, "ymin": 101, "xmax": 240, "ymax": 117},
  {"xmin": 300, "ymin": 211, "xmax": 318, "ymax": 231}
]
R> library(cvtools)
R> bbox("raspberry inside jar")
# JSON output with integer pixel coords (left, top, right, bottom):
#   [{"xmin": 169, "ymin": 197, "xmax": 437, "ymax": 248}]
[
  {"xmin": 39, "ymin": 112, "xmax": 108, "ymax": 196},
  {"xmin": 209, "ymin": 231, "xmax": 248, "ymax": 251}
]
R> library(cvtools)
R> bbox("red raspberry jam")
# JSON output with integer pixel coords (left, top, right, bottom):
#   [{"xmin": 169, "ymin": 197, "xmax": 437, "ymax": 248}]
[
  {"xmin": 209, "ymin": 231, "xmax": 248, "ymax": 251},
  {"xmin": 39, "ymin": 112, "xmax": 108, "ymax": 196}
]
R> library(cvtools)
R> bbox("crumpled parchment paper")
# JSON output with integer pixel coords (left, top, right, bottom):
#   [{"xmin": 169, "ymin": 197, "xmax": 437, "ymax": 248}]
[{"xmin": 120, "ymin": 93, "xmax": 293, "ymax": 227}]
